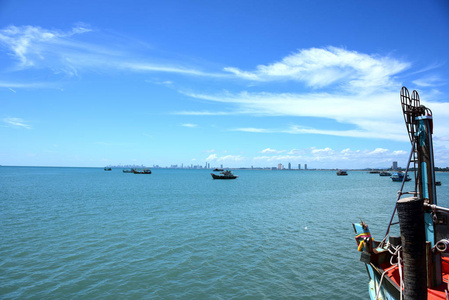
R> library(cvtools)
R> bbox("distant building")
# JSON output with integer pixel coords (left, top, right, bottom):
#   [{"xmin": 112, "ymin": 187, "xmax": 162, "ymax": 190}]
[
  {"xmin": 220, "ymin": 164, "xmax": 223, "ymax": 169},
  {"xmin": 392, "ymin": 161, "xmax": 398, "ymax": 170},
  {"xmin": 288, "ymin": 162, "xmax": 291, "ymax": 170},
  {"xmin": 298, "ymin": 164, "xmax": 301, "ymax": 170},
  {"xmin": 305, "ymin": 164, "xmax": 308, "ymax": 170},
  {"xmin": 278, "ymin": 163, "xmax": 284, "ymax": 170}
]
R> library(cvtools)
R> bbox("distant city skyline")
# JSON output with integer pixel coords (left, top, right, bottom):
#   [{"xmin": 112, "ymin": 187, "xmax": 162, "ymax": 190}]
[{"xmin": 104, "ymin": 160, "xmax": 404, "ymax": 171}]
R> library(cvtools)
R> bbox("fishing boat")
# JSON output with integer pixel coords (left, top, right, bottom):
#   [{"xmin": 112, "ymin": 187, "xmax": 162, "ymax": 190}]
[
  {"xmin": 391, "ymin": 171, "xmax": 411, "ymax": 182},
  {"xmin": 104, "ymin": 167, "xmax": 111, "ymax": 171},
  {"xmin": 211, "ymin": 170, "xmax": 238, "ymax": 179},
  {"xmin": 213, "ymin": 168, "xmax": 224, "ymax": 172},
  {"xmin": 380, "ymin": 171, "xmax": 392, "ymax": 176},
  {"xmin": 122, "ymin": 169, "xmax": 135, "ymax": 173},
  {"xmin": 133, "ymin": 168, "xmax": 152, "ymax": 174},
  {"xmin": 337, "ymin": 169, "xmax": 348, "ymax": 176},
  {"xmin": 353, "ymin": 87, "xmax": 448, "ymax": 299}
]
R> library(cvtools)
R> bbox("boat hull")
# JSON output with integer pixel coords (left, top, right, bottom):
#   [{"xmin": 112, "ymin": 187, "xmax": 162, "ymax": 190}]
[{"xmin": 211, "ymin": 173, "xmax": 238, "ymax": 179}]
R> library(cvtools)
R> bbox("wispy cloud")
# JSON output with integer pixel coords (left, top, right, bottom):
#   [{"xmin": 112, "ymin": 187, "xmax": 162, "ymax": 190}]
[
  {"xmin": 180, "ymin": 46, "xmax": 449, "ymax": 142},
  {"xmin": 260, "ymin": 148, "xmax": 285, "ymax": 154},
  {"xmin": 0, "ymin": 24, "xmax": 224, "ymax": 80},
  {"xmin": 412, "ymin": 75, "xmax": 446, "ymax": 87},
  {"xmin": 224, "ymin": 47, "xmax": 409, "ymax": 91},
  {"xmin": 235, "ymin": 127, "xmax": 273, "ymax": 133},
  {"xmin": 2, "ymin": 117, "xmax": 31, "ymax": 129},
  {"xmin": 206, "ymin": 154, "xmax": 244, "ymax": 163},
  {"xmin": 181, "ymin": 123, "xmax": 198, "ymax": 128}
]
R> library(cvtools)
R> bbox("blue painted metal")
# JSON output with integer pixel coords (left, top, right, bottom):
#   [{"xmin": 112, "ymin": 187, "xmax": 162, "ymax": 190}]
[{"xmin": 424, "ymin": 211, "xmax": 436, "ymax": 247}]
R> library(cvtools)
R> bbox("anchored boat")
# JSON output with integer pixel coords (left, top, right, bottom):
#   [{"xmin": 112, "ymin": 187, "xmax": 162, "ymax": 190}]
[
  {"xmin": 353, "ymin": 87, "xmax": 448, "ymax": 299},
  {"xmin": 337, "ymin": 169, "xmax": 348, "ymax": 176},
  {"xmin": 132, "ymin": 168, "xmax": 152, "ymax": 174},
  {"xmin": 391, "ymin": 171, "xmax": 411, "ymax": 182},
  {"xmin": 380, "ymin": 171, "xmax": 392, "ymax": 176},
  {"xmin": 211, "ymin": 170, "xmax": 238, "ymax": 179}
]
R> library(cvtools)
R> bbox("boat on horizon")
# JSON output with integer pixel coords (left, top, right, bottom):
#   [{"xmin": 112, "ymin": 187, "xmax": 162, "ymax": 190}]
[
  {"xmin": 132, "ymin": 168, "xmax": 152, "ymax": 174},
  {"xmin": 391, "ymin": 171, "xmax": 411, "ymax": 182},
  {"xmin": 211, "ymin": 170, "xmax": 238, "ymax": 180},
  {"xmin": 122, "ymin": 169, "xmax": 135, "ymax": 173},
  {"xmin": 336, "ymin": 169, "xmax": 348, "ymax": 176},
  {"xmin": 379, "ymin": 171, "xmax": 392, "ymax": 176},
  {"xmin": 353, "ymin": 87, "xmax": 448, "ymax": 299},
  {"xmin": 104, "ymin": 167, "xmax": 111, "ymax": 171}
]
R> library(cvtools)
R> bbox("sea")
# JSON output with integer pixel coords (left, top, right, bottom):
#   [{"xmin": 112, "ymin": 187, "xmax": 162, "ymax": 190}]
[{"xmin": 1, "ymin": 167, "xmax": 449, "ymax": 299}]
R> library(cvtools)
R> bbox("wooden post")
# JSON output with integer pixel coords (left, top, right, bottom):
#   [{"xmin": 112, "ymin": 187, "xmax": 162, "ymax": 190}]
[{"xmin": 397, "ymin": 197, "xmax": 427, "ymax": 299}]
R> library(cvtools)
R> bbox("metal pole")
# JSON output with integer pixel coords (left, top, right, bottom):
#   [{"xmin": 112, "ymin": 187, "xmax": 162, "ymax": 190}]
[{"xmin": 380, "ymin": 142, "xmax": 416, "ymax": 247}]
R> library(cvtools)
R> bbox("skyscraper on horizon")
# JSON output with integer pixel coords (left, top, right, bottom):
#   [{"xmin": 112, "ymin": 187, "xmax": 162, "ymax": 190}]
[{"xmin": 392, "ymin": 161, "xmax": 398, "ymax": 170}]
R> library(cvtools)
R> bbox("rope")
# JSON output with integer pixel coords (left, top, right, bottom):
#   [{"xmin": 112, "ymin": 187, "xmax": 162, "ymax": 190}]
[{"xmin": 376, "ymin": 243, "xmax": 403, "ymax": 300}]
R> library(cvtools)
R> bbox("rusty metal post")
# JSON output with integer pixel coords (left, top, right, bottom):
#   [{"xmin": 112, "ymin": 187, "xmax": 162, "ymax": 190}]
[{"xmin": 397, "ymin": 197, "xmax": 427, "ymax": 299}]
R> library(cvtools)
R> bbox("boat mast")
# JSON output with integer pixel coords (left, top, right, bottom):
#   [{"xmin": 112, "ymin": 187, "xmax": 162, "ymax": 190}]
[{"xmin": 400, "ymin": 87, "xmax": 437, "ymax": 204}]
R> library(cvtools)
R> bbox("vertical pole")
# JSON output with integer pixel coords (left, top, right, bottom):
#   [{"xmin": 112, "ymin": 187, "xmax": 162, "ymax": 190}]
[{"xmin": 397, "ymin": 197, "xmax": 427, "ymax": 299}]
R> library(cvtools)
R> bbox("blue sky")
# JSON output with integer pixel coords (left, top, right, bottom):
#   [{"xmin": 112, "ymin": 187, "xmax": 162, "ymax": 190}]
[{"xmin": 1, "ymin": 0, "xmax": 448, "ymax": 168}]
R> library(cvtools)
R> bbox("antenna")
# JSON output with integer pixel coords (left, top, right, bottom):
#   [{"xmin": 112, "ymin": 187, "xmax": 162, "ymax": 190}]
[{"xmin": 400, "ymin": 86, "xmax": 421, "ymax": 143}]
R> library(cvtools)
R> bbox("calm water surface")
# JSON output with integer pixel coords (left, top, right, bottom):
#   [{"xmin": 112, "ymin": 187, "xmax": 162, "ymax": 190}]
[{"xmin": 1, "ymin": 167, "xmax": 449, "ymax": 299}]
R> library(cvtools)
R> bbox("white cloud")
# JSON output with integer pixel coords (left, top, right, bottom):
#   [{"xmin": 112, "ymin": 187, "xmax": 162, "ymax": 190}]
[
  {"xmin": 0, "ymin": 25, "xmax": 223, "ymax": 79},
  {"xmin": 413, "ymin": 75, "xmax": 446, "ymax": 87},
  {"xmin": 181, "ymin": 123, "xmax": 198, "ymax": 128},
  {"xmin": 251, "ymin": 147, "xmax": 411, "ymax": 169},
  {"xmin": 260, "ymin": 148, "xmax": 285, "ymax": 154},
  {"xmin": 206, "ymin": 154, "xmax": 244, "ymax": 163},
  {"xmin": 367, "ymin": 148, "xmax": 389, "ymax": 155},
  {"xmin": 206, "ymin": 154, "xmax": 218, "ymax": 161},
  {"xmin": 392, "ymin": 150, "xmax": 408, "ymax": 155},
  {"xmin": 234, "ymin": 127, "xmax": 272, "ymax": 133},
  {"xmin": 2, "ymin": 117, "xmax": 31, "ymax": 129},
  {"xmin": 184, "ymin": 88, "xmax": 449, "ymax": 142},
  {"xmin": 311, "ymin": 147, "xmax": 334, "ymax": 155},
  {"xmin": 178, "ymin": 47, "xmax": 448, "ymax": 143},
  {"xmin": 224, "ymin": 47, "xmax": 409, "ymax": 90}
]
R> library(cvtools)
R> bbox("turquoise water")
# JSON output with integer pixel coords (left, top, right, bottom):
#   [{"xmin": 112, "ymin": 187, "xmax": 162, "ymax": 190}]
[{"xmin": 1, "ymin": 167, "xmax": 449, "ymax": 299}]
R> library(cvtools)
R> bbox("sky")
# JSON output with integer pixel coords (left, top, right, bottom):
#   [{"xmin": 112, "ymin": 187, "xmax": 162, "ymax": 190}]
[{"xmin": 1, "ymin": 0, "xmax": 449, "ymax": 169}]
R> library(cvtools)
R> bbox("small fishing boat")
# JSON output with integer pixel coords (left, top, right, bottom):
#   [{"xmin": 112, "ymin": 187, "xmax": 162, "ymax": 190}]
[
  {"xmin": 104, "ymin": 167, "xmax": 112, "ymax": 171},
  {"xmin": 379, "ymin": 171, "xmax": 392, "ymax": 176},
  {"xmin": 391, "ymin": 171, "xmax": 411, "ymax": 182},
  {"xmin": 211, "ymin": 170, "xmax": 238, "ymax": 179},
  {"xmin": 353, "ymin": 87, "xmax": 449, "ymax": 299},
  {"xmin": 122, "ymin": 169, "xmax": 135, "ymax": 173},
  {"xmin": 133, "ymin": 168, "xmax": 152, "ymax": 174},
  {"xmin": 336, "ymin": 169, "xmax": 348, "ymax": 176},
  {"xmin": 213, "ymin": 168, "xmax": 224, "ymax": 172}
]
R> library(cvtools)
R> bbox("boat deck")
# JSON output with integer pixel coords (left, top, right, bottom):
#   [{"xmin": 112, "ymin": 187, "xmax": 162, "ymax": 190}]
[{"xmin": 379, "ymin": 256, "xmax": 449, "ymax": 299}]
